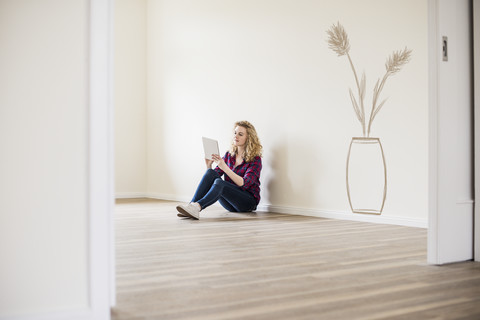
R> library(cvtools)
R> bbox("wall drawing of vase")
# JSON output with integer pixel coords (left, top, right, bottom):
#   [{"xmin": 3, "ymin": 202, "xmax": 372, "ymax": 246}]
[
  {"xmin": 346, "ymin": 137, "xmax": 386, "ymax": 214},
  {"xmin": 326, "ymin": 22, "xmax": 411, "ymax": 215}
]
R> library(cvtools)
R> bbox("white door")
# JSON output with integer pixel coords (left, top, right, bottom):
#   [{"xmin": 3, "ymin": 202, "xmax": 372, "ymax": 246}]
[{"xmin": 428, "ymin": 0, "xmax": 474, "ymax": 264}]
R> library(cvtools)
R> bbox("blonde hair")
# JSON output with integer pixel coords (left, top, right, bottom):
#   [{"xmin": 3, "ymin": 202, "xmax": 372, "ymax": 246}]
[{"xmin": 229, "ymin": 121, "xmax": 263, "ymax": 163}]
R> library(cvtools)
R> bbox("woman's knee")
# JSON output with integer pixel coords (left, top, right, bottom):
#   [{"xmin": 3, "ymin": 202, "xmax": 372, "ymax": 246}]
[
  {"xmin": 213, "ymin": 177, "xmax": 225, "ymax": 186},
  {"xmin": 204, "ymin": 168, "xmax": 219, "ymax": 179},
  {"xmin": 205, "ymin": 168, "xmax": 216, "ymax": 175}
]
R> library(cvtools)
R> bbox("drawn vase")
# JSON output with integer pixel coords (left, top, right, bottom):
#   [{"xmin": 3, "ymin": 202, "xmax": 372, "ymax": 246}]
[{"xmin": 346, "ymin": 137, "xmax": 387, "ymax": 215}]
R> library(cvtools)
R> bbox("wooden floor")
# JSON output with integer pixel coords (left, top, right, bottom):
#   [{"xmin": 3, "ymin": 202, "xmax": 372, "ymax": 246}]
[{"xmin": 112, "ymin": 199, "xmax": 480, "ymax": 320}]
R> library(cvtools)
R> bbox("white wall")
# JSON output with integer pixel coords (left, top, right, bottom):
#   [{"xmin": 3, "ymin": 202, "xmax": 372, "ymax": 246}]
[
  {"xmin": 0, "ymin": 0, "xmax": 89, "ymax": 317},
  {"xmin": 114, "ymin": 0, "xmax": 147, "ymax": 196},
  {"xmin": 139, "ymin": 0, "xmax": 429, "ymax": 226}
]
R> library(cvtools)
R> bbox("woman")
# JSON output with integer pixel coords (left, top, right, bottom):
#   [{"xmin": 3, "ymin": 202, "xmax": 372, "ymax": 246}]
[{"xmin": 176, "ymin": 120, "xmax": 263, "ymax": 220}]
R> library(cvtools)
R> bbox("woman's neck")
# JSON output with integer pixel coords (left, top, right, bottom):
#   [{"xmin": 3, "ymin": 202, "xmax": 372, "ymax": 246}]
[{"xmin": 236, "ymin": 146, "xmax": 245, "ymax": 158}]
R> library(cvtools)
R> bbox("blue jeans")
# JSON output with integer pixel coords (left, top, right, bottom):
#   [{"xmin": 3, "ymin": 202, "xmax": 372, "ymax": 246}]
[{"xmin": 192, "ymin": 169, "xmax": 257, "ymax": 212}]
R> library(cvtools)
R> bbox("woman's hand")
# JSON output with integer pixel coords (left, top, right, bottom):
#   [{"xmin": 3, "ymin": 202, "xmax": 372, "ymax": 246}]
[
  {"xmin": 212, "ymin": 153, "xmax": 244, "ymax": 187},
  {"xmin": 205, "ymin": 158, "xmax": 214, "ymax": 169},
  {"xmin": 211, "ymin": 154, "xmax": 226, "ymax": 170}
]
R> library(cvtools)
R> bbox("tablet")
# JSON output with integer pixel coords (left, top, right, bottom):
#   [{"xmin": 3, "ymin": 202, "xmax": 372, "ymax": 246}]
[{"xmin": 202, "ymin": 137, "xmax": 220, "ymax": 160}]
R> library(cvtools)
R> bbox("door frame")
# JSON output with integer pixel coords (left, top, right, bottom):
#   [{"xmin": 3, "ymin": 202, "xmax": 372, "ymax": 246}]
[
  {"xmin": 474, "ymin": 0, "xmax": 480, "ymax": 262},
  {"xmin": 92, "ymin": 6, "xmax": 478, "ymax": 319},
  {"xmin": 88, "ymin": 0, "xmax": 115, "ymax": 317}
]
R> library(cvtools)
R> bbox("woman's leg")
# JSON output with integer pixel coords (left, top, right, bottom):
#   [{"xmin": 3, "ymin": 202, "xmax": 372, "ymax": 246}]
[
  {"xmin": 191, "ymin": 169, "xmax": 221, "ymax": 203},
  {"xmin": 218, "ymin": 185, "xmax": 257, "ymax": 212},
  {"xmin": 197, "ymin": 178, "xmax": 257, "ymax": 212},
  {"xmin": 176, "ymin": 169, "xmax": 220, "ymax": 219},
  {"xmin": 217, "ymin": 197, "xmax": 236, "ymax": 212}
]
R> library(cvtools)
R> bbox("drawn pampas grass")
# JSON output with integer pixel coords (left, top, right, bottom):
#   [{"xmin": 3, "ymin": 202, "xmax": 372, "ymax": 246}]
[
  {"xmin": 326, "ymin": 22, "xmax": 412, "ymax": 137},
  {"xmin": 327, "ymin": 22, "xmax": 366, "ymax": 136},
  {"xmin": 326, "ymin": 22, "xmax": 350, "ymax": 57}
]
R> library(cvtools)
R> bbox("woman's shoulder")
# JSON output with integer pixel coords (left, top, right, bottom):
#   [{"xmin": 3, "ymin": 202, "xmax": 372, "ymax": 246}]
[
  {"xmin": 223, "ymin": 151, "xmax": 234, "ymax": 162},
  {"xmin": 247, "ymin": 155, "xmax": 262, "ymax": 164}
]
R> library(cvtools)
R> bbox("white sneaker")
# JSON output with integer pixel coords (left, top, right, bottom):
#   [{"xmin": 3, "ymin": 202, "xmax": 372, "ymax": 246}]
[{"xmin": 176, "ymin": 203, "xmax": 201, "ymax": 220}]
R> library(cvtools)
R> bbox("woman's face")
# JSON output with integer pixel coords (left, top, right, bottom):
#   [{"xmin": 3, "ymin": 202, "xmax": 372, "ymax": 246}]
[{"xmin": 233, "ymin": 126, "xmax": 248, "ymax": 148}]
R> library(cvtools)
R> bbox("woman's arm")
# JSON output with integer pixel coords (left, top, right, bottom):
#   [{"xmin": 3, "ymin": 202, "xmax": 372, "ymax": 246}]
[
  {"xmin": 211, "ymin": 154, "xmax": 244, "ymax": 187},
  {"xmin": 241, "ymin": 157, "xmax": 262, "ymax": 190}
]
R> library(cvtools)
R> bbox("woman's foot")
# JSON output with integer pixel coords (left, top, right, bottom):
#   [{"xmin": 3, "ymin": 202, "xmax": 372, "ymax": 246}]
[
  {"xmin": 177, "ymin": 212, "xmax": 190, "ymax": 218},
  {"xmin": 176, "ymin": 203, "xmax": 201, "ymax": 220}
]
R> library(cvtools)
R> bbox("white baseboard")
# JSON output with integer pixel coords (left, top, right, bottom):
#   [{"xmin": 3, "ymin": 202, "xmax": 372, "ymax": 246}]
[
  {"xmin": 115, "ymin": 192, "xmax": 148, "ymax": 199},
  {"xmin": 115, "ymin": 192, "xmax": 191, "ymax": 202},
  {"xmin": 257, "ymin": 204, "xmax": 427, "ymax": 228},
  {"xmin": 114, "ymin": 194, "xmax": 427, "ymax": 228},
  {"xmin": 145, "ymin": 193, "xmax": 191, "ymax": 203},
  {"xmin": 0, "ymin": 308, "xmax": 93, "ymax": 320}
]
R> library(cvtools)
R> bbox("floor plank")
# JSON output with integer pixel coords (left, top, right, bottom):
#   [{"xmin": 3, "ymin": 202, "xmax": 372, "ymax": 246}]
[{"xmin": 112, "ymin": 199, "xmax": 480, "ymax": 320}]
